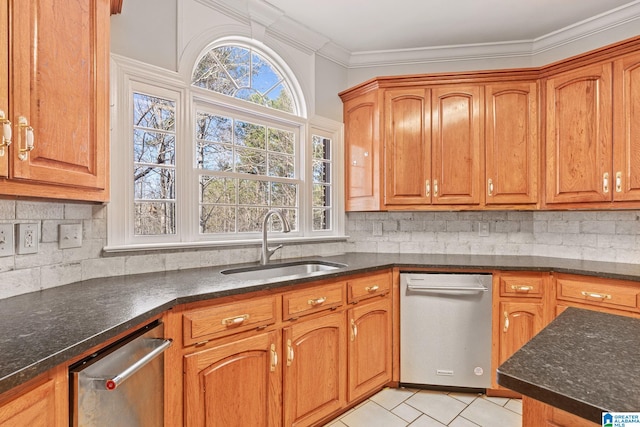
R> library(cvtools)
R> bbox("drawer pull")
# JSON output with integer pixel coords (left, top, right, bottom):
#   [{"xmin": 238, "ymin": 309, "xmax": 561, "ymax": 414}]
[
  {"xmin": 511, "ymin": 285, "xmax": 533, "ymax": 292},
  {"xmin": 503, "ymin": 311, "xmax": 509, "ymax": 333},
  {"xmin": 581, "ymin": 291, "xmax": 612, "ymax": 300},
  {"xmin": 308, "ymin": 297, "xmax": 327, "ymax": 306},
  {"xmin": 365, "ymin": 285, "xmax": 379, "ymax": 293},
  {"xmin": 222, "ymin": 314, "xmax": 249, "ymax": 326}
]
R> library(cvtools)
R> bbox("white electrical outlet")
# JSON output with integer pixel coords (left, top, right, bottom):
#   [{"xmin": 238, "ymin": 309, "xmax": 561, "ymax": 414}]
[
  {"xmin": 0, "ymin": 223, "xmax": 15, "ymax": 257},
  {"xmin": 16, "ymin": 223, "xmax": 38, "ymax": 254},
  {"xmin": 478, "ymin": 221, "xmax": 490, "ymax": 237}
]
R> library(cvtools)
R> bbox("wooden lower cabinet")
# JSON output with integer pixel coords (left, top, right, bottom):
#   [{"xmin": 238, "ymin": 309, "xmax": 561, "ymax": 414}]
[
  {"xmin": 0, "ymin": 365, "xmax": 68, "ymax": 427},
  {"xmin": 491, "ymin": 272, "xmax": 551, "ymax": 393},
  {"xmin": 283, "ymin": 311, "xmax": 347, "ymax": 427},
  {"xmin": 498, "ymin": 301, "xmax": 545, "ymax": 363},
  {"xmin": 523, "ymin": 396, "xmax": 599, "ymax": 427},
  {"xmin": 347, "ymin": 297, "xmax": 392, "ymax": 402},
  {"xmin": 184, "ymin": 331, "xmax": 282, "ymax": 427}
]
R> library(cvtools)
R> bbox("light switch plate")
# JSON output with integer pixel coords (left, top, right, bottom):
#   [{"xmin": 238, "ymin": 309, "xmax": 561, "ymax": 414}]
[
  {"xmin": 59, "ymin": 223, "xmax": 83, "ymax": 249},
  {"xmin": 0, "ymin": 223, "xmax": 15, "ymax": 257}
]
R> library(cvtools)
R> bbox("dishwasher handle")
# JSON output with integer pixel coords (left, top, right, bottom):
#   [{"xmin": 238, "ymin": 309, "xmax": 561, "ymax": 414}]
[
  {"xmin": 406, "ymin": 280, "xmax": 488, "ymax": 292},
  {"xmin": 98, "ymin": 338, "xmax": 173, "ymax": 391},
  {"xmin": 407, "ymin": 285, "xmax": 488, "ymax": 292}
]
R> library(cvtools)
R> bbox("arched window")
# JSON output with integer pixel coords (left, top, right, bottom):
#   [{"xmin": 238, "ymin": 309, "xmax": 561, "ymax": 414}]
[
  {"xmin": 192, "ymin": 44, "xmax": 298, "ymax": 114},
  {"xmin": 108, "ymin": 39, "xmax": 342, "ymax": 251}
]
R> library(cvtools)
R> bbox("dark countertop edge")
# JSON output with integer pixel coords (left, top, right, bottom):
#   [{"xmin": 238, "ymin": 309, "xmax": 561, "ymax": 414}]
[
  {"xmin": 1, "ymin": 253, "xmax": 639, "ymax": 397},
  {"xmin": 496, "ymin": 368, "xmax": 605, "ymax": 424}
]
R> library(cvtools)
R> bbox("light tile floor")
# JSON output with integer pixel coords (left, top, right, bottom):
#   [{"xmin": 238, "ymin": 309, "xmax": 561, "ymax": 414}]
[{"xmin": 324, "ymin": 388, "xmax": 522, "ymax": 427}]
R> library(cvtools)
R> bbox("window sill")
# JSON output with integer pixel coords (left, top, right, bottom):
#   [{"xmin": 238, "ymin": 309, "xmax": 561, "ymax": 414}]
[{"xmin": 103, "ymin": 235, "xmax": 349, "ymax": 254}]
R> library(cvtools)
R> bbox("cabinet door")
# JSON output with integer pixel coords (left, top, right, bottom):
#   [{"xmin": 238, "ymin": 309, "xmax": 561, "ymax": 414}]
[
  {"xmin": 283, "ymin": 312, "xmax": 346, "ymax": 427},
  {"xmin": 344, "ymin": 91, "xmax": 381, "ymax": 211},
  {"xmin": 183, "ymin": 331, "xmax": 281, "ymax": 427},
  {"xmin": 384, "ymin": 88, "xmax": 431, "ymax": 205},
  {"xmin": 8, "ymin": 0, "xmax": 109, "ymax": 200},
  {"xmin": 545, "ymin": 62, "xmax": 613, "ymax": 204},
  {"xmin": 498, "ymin": 301, "xmax": 544, "ymax": 367},
  {"xmin": 432, "ymin": 85, "xmax": 482, "ymax": 205},
  {"xmin": 485, "ymin": 82, "xmax": 538, "ymax": 205},
  {"xmin": 0, "ymin": 366, "xmax": 68, "ymax": 427},
  {"xmin": 0, "ymin": 0, "xmax": 7, "ymax": 177},
  {"xmin": 347, "ymin": 297, "xmax": 392, "ymax": 402},
  {"xmin": 613, "ymin": 51, "xmax": 640, "ymax": 201}
]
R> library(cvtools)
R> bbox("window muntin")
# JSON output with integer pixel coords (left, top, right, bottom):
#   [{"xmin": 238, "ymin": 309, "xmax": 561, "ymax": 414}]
[
  {"xmin": 132, "ymin": 93, "xmax": 177, "ymax": 236},
  {"xmin": 192, "ymin": 45, "xmax": 296, "ymax": 114},
  {"xmin": 196, "ymin": 108, "xmax": 299, "ymax": 235},
  {"xmin": 312, "ymin": 134, "xmax": 332, "ymax": 231}
]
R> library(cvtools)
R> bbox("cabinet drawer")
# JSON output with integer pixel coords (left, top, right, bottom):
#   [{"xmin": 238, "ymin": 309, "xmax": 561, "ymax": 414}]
[
  {"xmin": 499, "ymin": 273, "xmax": 545, "ymax": 298},
  {"xmin": 283, "ymin": 282, "xmax": 345, "ymax": 319},
  {"xmin": 347, "ymin": 271, "xmax": 391, "ymax": 303},
  {"xmin": 556, "ymin": 275, "xmax": 640, "ymax": 313},
  {"xmin": 183, "ymin": 295, "xmax": 278, "ymax": 346}
]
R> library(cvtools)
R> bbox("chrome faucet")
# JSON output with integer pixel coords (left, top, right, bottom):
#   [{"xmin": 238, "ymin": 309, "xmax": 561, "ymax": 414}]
[{"xmin": 260, "ymin": 209, "xmax": 291, "ymax": 265}]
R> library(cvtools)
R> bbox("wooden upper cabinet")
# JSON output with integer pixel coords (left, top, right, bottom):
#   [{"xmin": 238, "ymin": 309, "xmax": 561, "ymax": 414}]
[
  {"xmin": 485, "ymin": 82, "xmax": 538, "ymax": 205},
  {"xmin": 613, "ymin": 51, "xmax": 640, "ymax": 202},
  {"xmin": 432, "ymin": 85, "xmax": 482, "ymax": 205},
  {"xmin": 545, "ymin": 62, "xmax": 613, "ymax": 204},
  {"xmin": 343, "ymin": 90, "xmax": 382, "ymax": 211},
  {"xmin": 3, "ymin": 0, "xmax": 110, "ymax": 201},
  {"xmin": 0, "ymin": 0, "xmax": 8, "ymax": 178},
  {"xmin": 384, "ymin": 88, "xmax": 431, "ymax": 205}
]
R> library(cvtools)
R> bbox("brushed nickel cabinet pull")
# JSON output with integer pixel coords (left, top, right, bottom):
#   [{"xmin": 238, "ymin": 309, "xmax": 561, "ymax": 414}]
[
  {"xmin": 603, "ymin": 172, "xmax": 609, "ymax": 193},
  {"xmin": 351, "ymin": 319, "xmax": 358, "ymax": 342},
  {"xmin": 426, "ymin": 180, "xmax": 430, "ymax": 197},
  {"xmin": 488, "ymin": 178, "xmax": 493, "ymax": 196},
  {"xmin": 365, "ymin": 285, "xmax": 379, "ymax": 293},
  {"xmin": 434, "ymin": 180, "xmax": 439, "ymax": 197},
  {"xmin": 616, "ymin": 172, "xmax": 622, "ymax": 193}
]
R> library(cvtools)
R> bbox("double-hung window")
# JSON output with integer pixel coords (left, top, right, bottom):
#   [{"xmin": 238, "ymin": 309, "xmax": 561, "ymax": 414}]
[{"xmin": 107, "ymin": 40, "xmax": 342, "ymax": 250}]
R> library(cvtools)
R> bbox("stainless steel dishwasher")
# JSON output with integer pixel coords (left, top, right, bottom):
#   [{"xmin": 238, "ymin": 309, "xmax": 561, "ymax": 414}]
[
  {"xmin": 400, "ymin": 273, "xmax": 492, "ymax": 390},
  {"xmin": 70, "ymin": 320, "xmax": 172, "ymax": 427}
]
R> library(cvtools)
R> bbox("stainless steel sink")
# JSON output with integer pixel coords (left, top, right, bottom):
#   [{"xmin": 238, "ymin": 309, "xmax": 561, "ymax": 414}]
[{"xmin": 221, "ymin": 260, "xmax": 348, "ymax": 281}]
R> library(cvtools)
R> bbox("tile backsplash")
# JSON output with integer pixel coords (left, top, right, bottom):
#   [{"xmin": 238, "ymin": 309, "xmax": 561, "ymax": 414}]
[
  {"xmin": 345, "ymin": 210, "xmax": 640, "ymax": 264},
  {"xmin": 1, "ymin": 199, "xmax": 638, "ymax": 300},
  {"xmin": 0, "ymin": 200, "xmax": 344, "ymax": 300}
]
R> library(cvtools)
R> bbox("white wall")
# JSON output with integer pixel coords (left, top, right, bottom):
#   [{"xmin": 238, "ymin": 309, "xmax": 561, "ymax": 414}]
[{"xmin": 111, "ymin": 0, "xmax": 178, "ymax": 71}]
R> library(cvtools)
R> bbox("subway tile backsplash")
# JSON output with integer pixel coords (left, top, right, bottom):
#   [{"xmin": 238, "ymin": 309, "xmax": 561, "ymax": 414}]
[
  {"xmin": 0, "ymin": 200, "xmax": 346, "ymax": 300},
  {"xmin": 345, "ymin": 210, "xmax": 640, "ymax": 264},
  {"xmin": 1, "ymin": 199, "xmax": 638, "ymax": 300}
]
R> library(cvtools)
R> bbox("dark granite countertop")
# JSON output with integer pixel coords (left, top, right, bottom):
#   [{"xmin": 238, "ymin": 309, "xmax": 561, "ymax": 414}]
[
  {"xmin": 497, "ymin": 307, "xmax": 640, "ymax": 423},
  {"xmin": 1, "ymin": 252, "xmax": 640, "ymax": 396}
]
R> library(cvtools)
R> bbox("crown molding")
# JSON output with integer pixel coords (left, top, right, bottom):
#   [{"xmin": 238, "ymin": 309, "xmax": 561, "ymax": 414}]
[{"xmin": 195, "ymin": 0, "xmax": 640, "ymax": 68}]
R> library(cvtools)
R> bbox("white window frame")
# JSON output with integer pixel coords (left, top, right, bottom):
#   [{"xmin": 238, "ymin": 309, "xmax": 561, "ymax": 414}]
[{"xmin": 107, "ymin": 51, "xmax": 344, "ymax": 252}]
